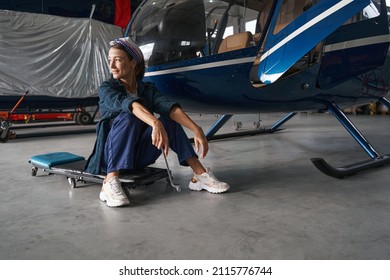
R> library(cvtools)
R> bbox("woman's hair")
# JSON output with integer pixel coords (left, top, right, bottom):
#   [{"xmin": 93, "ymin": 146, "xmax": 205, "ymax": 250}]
[{"xmin": 110, "ymin": 43, "xmax": 145, "ymax": 79}]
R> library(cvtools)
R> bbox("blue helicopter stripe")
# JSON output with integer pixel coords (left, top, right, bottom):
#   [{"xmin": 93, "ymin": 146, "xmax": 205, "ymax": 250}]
[
  {"xmin": 144, "ymin": 56, "xmax": 256, "ymax": 77},
  {"xmin": 324, "ymin": 34, "xmax": 390, "ymax": 52},
  {"xmin": 144, "ymin": 33, "xmax": 388, "ymax": 79}
]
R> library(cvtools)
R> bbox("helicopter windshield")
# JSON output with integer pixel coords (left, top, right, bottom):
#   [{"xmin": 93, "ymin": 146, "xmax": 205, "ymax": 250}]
[
  {"xmin": 127, "ymin": 0, "xmax": 263, "ymax": 66},
  {"xmin": 128, "ymin": 0, "xmax": 207, "ymax": 66}
]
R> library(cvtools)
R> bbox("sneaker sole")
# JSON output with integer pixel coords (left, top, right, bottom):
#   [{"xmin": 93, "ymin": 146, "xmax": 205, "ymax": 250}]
[
  {"xmin": 99, "ymin": 191, "xmax": 130, "ymax": 207},
  {"xmin": 189, "ymin": 182, "xmax": 229, "ymax": 194}
]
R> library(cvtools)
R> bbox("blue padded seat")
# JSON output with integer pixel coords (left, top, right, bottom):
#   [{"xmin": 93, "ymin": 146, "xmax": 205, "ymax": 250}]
[{"xmin": 30, "ymin": 152, "xmax": 85, "ymax": 169}]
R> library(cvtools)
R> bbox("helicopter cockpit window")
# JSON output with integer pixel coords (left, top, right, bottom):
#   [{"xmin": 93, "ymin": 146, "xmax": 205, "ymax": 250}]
[
  {"xmin": 345, "ymin": 0, "xmax": 381, "ymax": 24},
  {"xmin": 202, "ymin": 0, "xmax": 261, "ymax": 55},
  {"xmin": 129, "ymin": 0, "xmax": 206, "ymax": 66},
  {"xmin": 204, "ymin": 0, "xmax": 230, "ymax": 55},
  {"xmin": 273, "ymin": 0, "xmax": 319, "ymax": 34},
  {"xmin": 362, "ymin": 0, "xmax": 381, "ymax": 19},
  {"xmin": 222, "ymin": 4, "xmax": 260, "ymax": 35},
  {"xmin": 215, "ymin": 3, "xmax": 260, "ymax": 54}
]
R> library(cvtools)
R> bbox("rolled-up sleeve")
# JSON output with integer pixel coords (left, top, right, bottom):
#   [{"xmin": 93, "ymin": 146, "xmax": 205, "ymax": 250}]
[{"xmin": 145, "ymin": 83, "xmax": 180, "ymax": 118}]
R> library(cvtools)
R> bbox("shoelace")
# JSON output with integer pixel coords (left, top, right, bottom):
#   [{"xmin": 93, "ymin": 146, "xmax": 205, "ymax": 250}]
[
  {"xmin": 197, "ymin": 170, "xmax": 220, "ymax": 184},
  {"xmin": 107, "ymin": 179, "xmax": 122, "ymax": 195}
]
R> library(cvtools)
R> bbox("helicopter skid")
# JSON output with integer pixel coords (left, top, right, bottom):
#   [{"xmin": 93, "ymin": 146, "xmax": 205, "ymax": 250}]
[
  {"xmin": 311, "ymin": 155, "xmax": 390, "ymax": 178},
  {"xmin": 312, "ymin": 99, "xmax": 390, "ymax": 178}
]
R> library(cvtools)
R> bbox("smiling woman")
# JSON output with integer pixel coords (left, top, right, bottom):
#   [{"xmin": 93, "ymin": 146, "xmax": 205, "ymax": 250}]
[
  {"xmin": 84, "ymin": 36, "xmax": 230, "ymax": 208},
  {"xmin": 109, "ymin": 37, "xmax": 145, "ymax": 86}
]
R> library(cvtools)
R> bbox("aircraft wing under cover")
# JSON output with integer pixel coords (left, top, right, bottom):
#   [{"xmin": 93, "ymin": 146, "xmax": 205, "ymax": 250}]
[
  {"xmin": 0, "ymin": 10, "xmax": 122, "ymax": 98},
  {"xmin": 258, "ymin": 0, "xmax": 371, "ymax": 84}
]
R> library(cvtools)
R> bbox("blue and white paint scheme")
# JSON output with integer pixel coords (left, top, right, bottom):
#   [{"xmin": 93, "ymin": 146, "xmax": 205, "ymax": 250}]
[
  {"xmin": 126, "ymin": 0, "xmax": 389, "ymax": 114},
  {"xmin": 258, "ymin": 0, "xmax": 371, "ymax": 83},
  {"xmin": 126, "ymin": 0, "xmax": 390, "ymax": 177}
]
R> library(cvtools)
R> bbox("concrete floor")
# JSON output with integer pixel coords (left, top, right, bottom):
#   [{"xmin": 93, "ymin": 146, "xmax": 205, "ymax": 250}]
[{"xmin": 1, "ymin": 112, "xmax": 390, "ymax": 260}]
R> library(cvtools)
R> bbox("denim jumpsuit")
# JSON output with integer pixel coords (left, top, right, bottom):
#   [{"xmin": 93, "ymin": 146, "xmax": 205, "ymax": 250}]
[{"xmin": 85, "ymin": 78, "xmax": 197, "ymax": 175}]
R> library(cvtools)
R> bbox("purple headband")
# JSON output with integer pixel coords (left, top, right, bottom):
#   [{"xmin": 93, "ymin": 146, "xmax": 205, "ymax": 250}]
[{"xmin": 110, "ymin": 37, "xmax": 144, "ymax": 65}]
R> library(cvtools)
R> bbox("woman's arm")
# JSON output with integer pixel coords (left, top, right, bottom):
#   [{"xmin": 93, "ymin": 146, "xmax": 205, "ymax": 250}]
[
  {"xmin": 131, "ymin": 101, "xmax": 169, "ymax": 155},
  {"xmin": 169, "ymin": 106, "xmax": 208, "ymax": 158}
]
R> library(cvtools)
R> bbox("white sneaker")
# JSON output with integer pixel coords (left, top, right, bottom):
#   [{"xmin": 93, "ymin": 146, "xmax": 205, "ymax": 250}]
[
  {"xmin": 188, "ymin": 168, "xmax": 230, "ymax": 193},
  {"xmin": 99, "ymin": 176, "xmax": 130, "ymax": 207}
]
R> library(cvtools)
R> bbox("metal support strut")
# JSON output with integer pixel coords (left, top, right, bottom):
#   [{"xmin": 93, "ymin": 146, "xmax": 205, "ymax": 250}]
[
  {"xmin": 311, "ymin": 102, "xmax": 390, "ymax": 178},
  {"xmin": 379, "ymin": 96, "xmax": 390, "ymax": 110},
  {"xmin": 271, "ymin": 112, "xmax": 297, "ymax": 132},
  {"xmin": 205, "ymin": 114, "xmax": 233, "ymax": 140},
  {"xmin": 202, "ymin": 112, "xmax": 293, "ymax": 142},
  {"xmin": 327, "ymin": 102, "xmax": 379, "ymax": 158}
]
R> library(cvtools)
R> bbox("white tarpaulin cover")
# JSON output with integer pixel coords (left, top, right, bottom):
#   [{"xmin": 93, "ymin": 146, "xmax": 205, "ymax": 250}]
[{"xmin": 0, "ymin": 10, "xmax": 122, "ymax": 98}]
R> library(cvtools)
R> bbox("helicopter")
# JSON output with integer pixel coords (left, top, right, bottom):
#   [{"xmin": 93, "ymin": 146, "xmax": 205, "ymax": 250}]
[{"xmin": 124, "ymin": 0, "xmax": 390, "ymax": 178}]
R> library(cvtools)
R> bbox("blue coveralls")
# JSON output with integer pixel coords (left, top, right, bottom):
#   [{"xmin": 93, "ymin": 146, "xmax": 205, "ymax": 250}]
[{"xmin": 85, "ymin": 78, "xmax": 197, "ymax": 175}]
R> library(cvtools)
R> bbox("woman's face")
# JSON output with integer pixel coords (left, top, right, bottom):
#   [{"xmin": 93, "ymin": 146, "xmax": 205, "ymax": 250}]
[{"xmin": 108, "ymin": 47, "xmax": 137, "ymax": 81}]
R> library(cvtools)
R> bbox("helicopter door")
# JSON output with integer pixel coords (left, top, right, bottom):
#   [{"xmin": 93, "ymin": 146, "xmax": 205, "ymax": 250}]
[
  {"xmin": 318, "ymin": 0, "xmax": 390, "ymax": 89},
  {"xmin": 256, "ymin": 0, "xmax": 370, "ymax": 84}
]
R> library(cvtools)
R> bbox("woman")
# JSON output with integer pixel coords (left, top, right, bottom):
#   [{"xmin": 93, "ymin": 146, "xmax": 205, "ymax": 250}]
[{"xmin": 85, "ymin": 37, "xmax": 230, "ymax": 207}]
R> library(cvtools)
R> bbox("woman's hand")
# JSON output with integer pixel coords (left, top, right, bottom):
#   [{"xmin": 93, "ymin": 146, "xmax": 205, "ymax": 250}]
[
  {"xmin": 131, "ymin": 102, "xmax": 169, "ymax": 155},
  {"xmin": 169, "ymin": 106, "xmax": 209, "ymax": 158},
  {"xmin": 193, "ymin": 126, "xmax": 208, "ymax": 158},
  {"xmin": 151, "ymin": 119, "xmax": 169, "ymax": 156}
]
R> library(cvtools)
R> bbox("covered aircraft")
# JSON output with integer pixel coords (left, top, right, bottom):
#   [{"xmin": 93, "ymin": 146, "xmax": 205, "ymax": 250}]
[
  {"xmin": 0, "ymin": 9, "xmax": 122, "ymax": 110},
  {"xmin": 0, "ymin": 9, "xmax": 122, "ymax": 141}
]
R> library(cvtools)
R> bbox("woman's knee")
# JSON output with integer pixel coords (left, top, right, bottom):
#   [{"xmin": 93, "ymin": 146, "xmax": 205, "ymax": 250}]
[
  {"xmin": 114, "ymin": 112, "xmax": 139, "ymax": 124},
  {"xmin": 159, "ymin": 116, "xmax": 181, "ymax": 132},
  {"xmin": 112, "ymin": 112, "xmax": 144, "ymax": 131}
]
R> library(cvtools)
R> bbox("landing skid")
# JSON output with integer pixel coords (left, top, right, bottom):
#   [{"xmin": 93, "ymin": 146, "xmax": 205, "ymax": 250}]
[
  {"xmin": 311, "ymin": 155, "xmax": 390, "ymax": 178},
  {"xmin": 196, "ymin": 106, "xmax": 390, "ymax": 178},
  {"xmin": 312, "ymin": 98, "xmax": 390, "ymax": 178}
]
